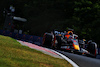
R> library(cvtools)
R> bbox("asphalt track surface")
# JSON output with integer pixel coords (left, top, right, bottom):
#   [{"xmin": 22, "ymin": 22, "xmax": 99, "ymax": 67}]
[
  {"xmin": 56, "ymin": 50, "xmax": 100, "ymax": 67},
  {"xmin": 18, "ymin": 40, "xmax": 100, "ymax": 67}
]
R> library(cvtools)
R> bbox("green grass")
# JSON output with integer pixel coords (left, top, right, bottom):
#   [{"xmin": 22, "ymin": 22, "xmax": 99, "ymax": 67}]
[{"xmin": 0, "ymin": 35, "xmax": 72, "ymax": 67}]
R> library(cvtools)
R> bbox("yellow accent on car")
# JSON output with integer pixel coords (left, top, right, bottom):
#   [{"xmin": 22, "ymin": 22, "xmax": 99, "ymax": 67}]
[
  {"xmin": 83, "ymin": 39, "xmax": 86, "ymax": 41},
  {"xmin": 68, "ymin": 31, "xmax": 73, "ymax": 35},
  {"xmin": 74, "ymin": 45, "xmax": 80, "ymax": 50},
  {"xmin": 59, "ymin": 34, "xmax": 62, "ymax": 36}
]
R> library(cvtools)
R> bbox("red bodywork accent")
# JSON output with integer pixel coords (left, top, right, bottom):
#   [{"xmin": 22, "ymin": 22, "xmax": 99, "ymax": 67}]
[
  {"xmin": 73, "ymin": 40, "xmax": 76, "ymax": 42},
  {"xmin": 66, "ymin": 48, "xmax": 70, "ymax": 50},
  {"xmin": 94, "ymin": 49, "xmax": 97, "ymax": 56},
  {"xmin": 65, "ymin": 35, "xmax": 70, "ymax": 39}
]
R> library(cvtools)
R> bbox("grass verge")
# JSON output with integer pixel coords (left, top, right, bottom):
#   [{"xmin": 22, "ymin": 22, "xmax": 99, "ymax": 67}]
[{"xmin": 0, "ymin": 35, "xmax": 72, "ymax": 67}]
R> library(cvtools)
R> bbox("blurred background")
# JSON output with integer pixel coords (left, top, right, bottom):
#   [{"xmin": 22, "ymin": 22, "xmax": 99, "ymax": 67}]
[{"xmin": 0, "ymin": 0, "xmax": 100, "ymax": 47}]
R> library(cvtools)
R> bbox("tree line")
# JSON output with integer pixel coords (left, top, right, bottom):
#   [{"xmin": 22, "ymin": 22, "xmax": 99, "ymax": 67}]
[{"xmin": 0, "ymin": 0, "xmax": 100, "ymax": 47}]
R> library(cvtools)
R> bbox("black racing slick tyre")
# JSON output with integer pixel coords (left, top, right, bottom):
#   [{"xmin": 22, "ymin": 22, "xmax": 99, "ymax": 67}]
[
  {"xmin": 42, "ymin": 33, "xmax": 52, "ymax": 48},
  {"xmin": 87, "ymin": 42, "xmax": 97, "ymax": 57}
]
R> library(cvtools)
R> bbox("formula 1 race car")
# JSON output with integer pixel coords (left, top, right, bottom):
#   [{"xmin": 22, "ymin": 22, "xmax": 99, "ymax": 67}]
[
  {"xmin": 42, "ymin": 29, "xmax": 98, "ymax": 57},
  {"xmin": 42, "ymin": 30, "xmax": 80, "ymax": 52}
]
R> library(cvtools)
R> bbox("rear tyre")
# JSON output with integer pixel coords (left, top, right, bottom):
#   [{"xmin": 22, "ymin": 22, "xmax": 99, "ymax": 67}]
[{"xmin": 42, "ymin": 33, "xmax": 52, "ymax": 48}]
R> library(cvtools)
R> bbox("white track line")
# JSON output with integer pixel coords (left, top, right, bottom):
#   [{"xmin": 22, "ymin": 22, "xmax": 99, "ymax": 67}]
[{"xmin": 50, "ymin": 49, "xmax": 79, "ymax": 67}]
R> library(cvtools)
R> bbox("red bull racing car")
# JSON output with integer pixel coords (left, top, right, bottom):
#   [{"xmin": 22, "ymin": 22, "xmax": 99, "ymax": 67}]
[
  {"xmin": 42, "ymin": 30, "xmax": 98, "ymax": 57},
  {"xmin": 42, "ymin": 30, "xmax": 80, "ymax": 52}
]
